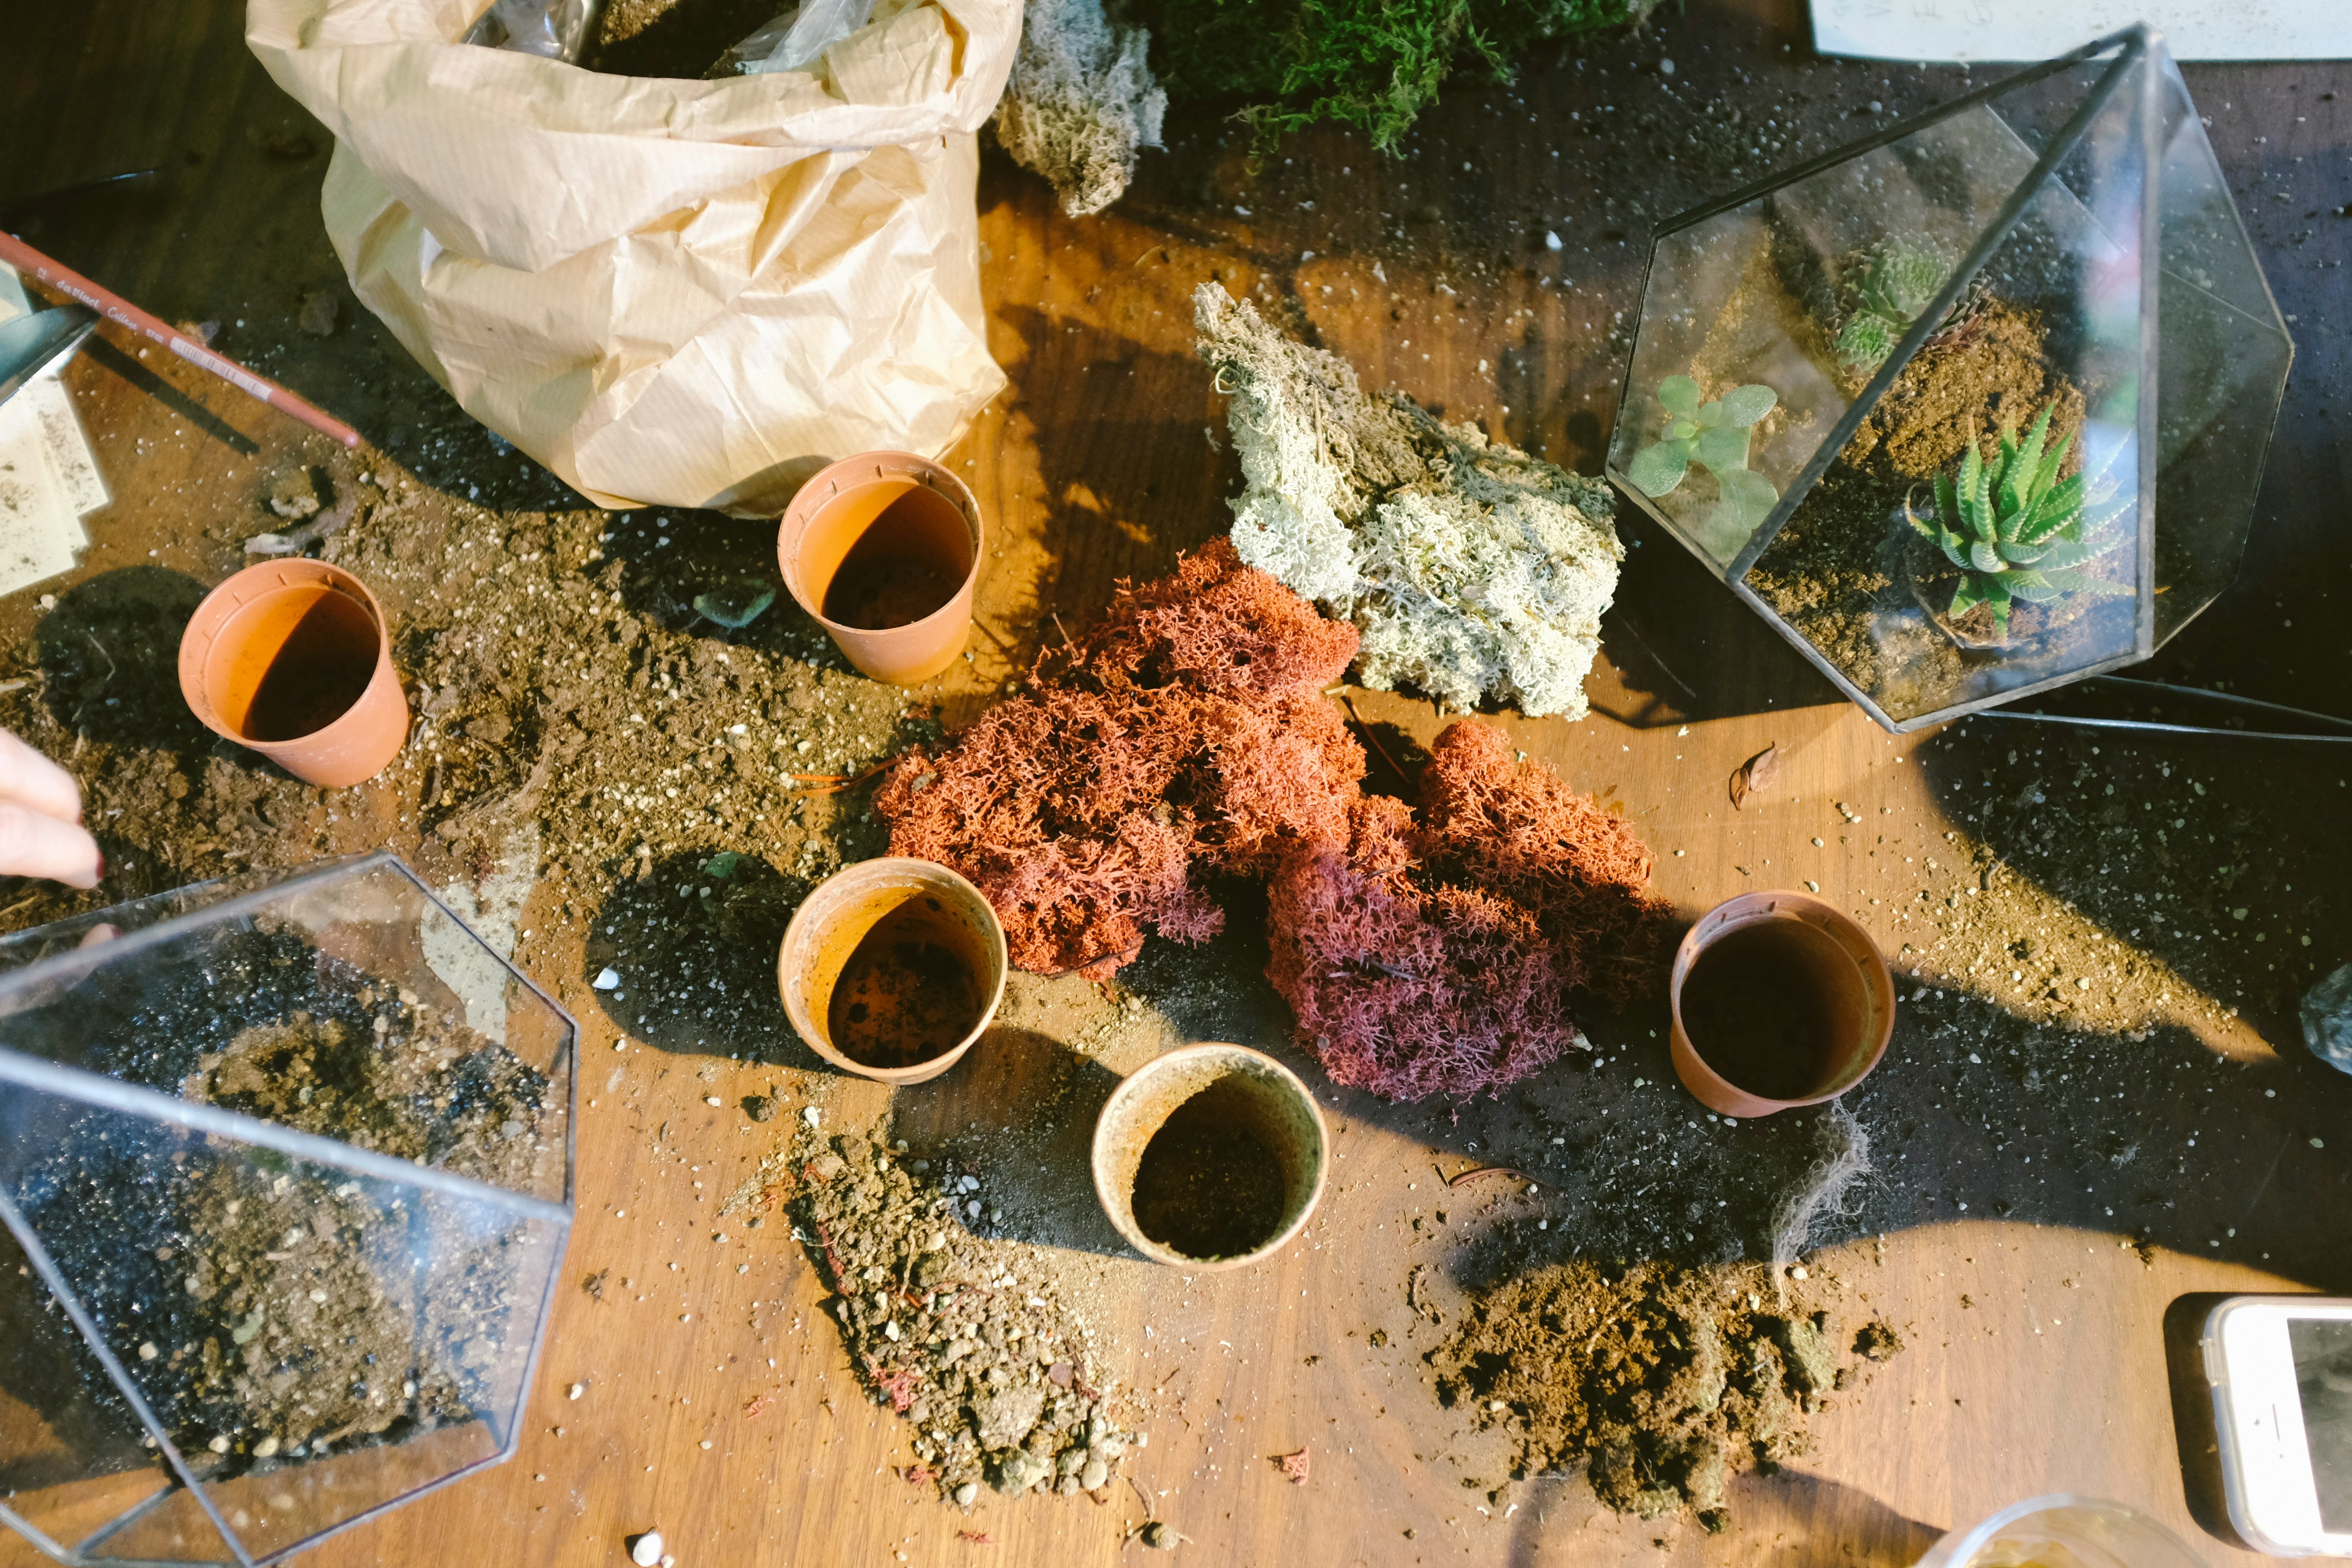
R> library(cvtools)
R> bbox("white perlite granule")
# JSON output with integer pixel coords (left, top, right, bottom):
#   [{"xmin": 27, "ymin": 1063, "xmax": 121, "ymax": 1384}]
[
  {"xmin": 993, "ymin": 0, "xmax": 1166, "ymax": 218},
  {"xmin": 1194, "ymin": 283, "xmax": 1622, "ymax": 719}
]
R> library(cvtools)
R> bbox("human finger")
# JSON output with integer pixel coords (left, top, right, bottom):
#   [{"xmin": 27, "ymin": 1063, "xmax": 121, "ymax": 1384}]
[
  {"xmin": 0, "ymin": 729, "xmax": 85, "ymax": 824},
  {"xmin": 0, "ymin": 802, "xmax": 102, "ymax": 888}
]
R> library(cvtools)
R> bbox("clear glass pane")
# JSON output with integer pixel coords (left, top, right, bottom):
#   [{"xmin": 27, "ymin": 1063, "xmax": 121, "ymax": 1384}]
[
  {"xmin": 2149, "ymin": 53, "xmax": 2295, "ymax": 643},
  {"xmin": 0, "ymin": 853, "xmax": 574, "ymax": 1566},
  {"xmin": 0, "ymin": 1219, "xmax": 209, "ymax": 1563},
  {"xmin": 1742, "ymin": 46, "xmax": 2151, "ymax": 723}
]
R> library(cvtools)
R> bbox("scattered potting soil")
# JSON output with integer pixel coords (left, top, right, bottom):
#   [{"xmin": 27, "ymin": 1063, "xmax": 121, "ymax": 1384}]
[
  {"xmin": 781, "ymin": 1128, "xmax": 1146, "ymax": 1502},
  {"xmin": 1432, "ymin": 1258, "xmax": 1899, "ymax": 1529},
  {"xmin": 21, "ymin": 992, "xmax": 551, "ymax": 1468},
  {"xmin": 1127, "ymin": 1092, "xmax": 1287, "ymax": 1259},
  {"xmin": 826, "ymin": 900, "xmax": 988, "ymax": 1068},
  {"xmin": 1678, "ymin": 920, "xmax": 1848, "ymax": 1102}
]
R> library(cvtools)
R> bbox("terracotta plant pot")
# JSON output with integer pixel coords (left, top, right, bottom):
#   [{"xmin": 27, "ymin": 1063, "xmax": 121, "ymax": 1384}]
[
  {"xmin": 776, "ymin": 452, "xmax": 982, "ymax": 685},
  {"xmin": 1091, "ymin": 1043, "xmax": 1327, "ymax": 1270},
  {"xmin": 777, "ymin": 858, "xmax": 1006, "ymax": 1085},
  {"xmin": 177, "ymin": 560, "xmax": 409, "ymax": 788},
  {"xmin": 1668, "ymin": 890, "xmax": 1895, "ymax": 1117}
]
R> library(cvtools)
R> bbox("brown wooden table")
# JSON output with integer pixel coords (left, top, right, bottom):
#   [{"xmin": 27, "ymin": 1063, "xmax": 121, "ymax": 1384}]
[{"xmin": 4, "ymin": 1, "xmax": 2350, "ymax": 1564}]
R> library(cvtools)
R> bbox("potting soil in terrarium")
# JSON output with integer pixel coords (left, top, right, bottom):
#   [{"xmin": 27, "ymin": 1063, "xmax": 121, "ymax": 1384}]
[
  {"xmin": 1608, "ymin": 29, "xmax": 2292, "ymax": 730},
  {"xmin": 10, "ymin": 921, "xmax": 553, "ymax": 1470}
]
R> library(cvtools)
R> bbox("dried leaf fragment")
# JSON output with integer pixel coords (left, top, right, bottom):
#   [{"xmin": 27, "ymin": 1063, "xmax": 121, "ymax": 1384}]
[{"xmin": 1728, "ymin": 744, "xmax": 1779, "ymax": 810}]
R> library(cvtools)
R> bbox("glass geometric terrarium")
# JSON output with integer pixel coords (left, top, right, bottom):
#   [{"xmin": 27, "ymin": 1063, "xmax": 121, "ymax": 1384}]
[
  {"xmin": 0, "ymin": 852, "xmax": 575, "ymax": 1566},
  {"xmin": 1608, "ymin": 25, "xmax": 2291, "ymax": 730}
]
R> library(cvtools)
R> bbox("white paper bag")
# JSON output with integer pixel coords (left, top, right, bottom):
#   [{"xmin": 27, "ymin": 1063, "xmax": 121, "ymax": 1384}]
[{"xmin": 247, "ymin": 0, "xmax": 1018, "ymax": 514}]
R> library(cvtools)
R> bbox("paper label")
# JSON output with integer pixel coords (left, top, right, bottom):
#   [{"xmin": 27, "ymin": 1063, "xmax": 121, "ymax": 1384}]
[{"xmin": 1812, "ymin": 0, "xmax": 2352, "ymax": 62}]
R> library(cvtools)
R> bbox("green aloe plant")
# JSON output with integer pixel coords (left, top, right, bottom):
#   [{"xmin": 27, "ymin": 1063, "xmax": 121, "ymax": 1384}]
[
  {"xmin": 1627, "ymin": 374, "xmax": 1779, "ymax": 548},
  {"xmin": 1835, "ymin": 243, "xmax": 1956, "ymax": 375},
  {"xmin": 1906, "ymin": 400, "xmax": 2132, "ymax": 639}
]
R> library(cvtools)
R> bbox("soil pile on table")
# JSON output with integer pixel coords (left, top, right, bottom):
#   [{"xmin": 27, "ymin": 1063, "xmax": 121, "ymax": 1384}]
[
  {"xmin": 786, "ymin": 1130, "xmax": 1145, "ymax": 1503},
  {"xmin": 23, "ymin": 993, "xmax": 551, "ymax": 1467},
  {"xmin": 1432, "ymin": 1259, "xmax": 1901, "ymax": 1530},
  {"xmin": 1267, "ymin": 721, "xmax": 1675, "ymax": 1100}
]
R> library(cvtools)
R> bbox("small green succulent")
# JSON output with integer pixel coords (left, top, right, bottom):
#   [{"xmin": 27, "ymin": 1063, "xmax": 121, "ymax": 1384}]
[
  {"xmin": 1906, "ymin": 401, "xmax": 2132, "ymax": 639},
  {"xmin": 1836, "ymin": 242, "xmax": 1955, "ymax": 375},
  {"xmin": 1627, "ymin": 374, "xmax": 1779, "ymax": 549}
]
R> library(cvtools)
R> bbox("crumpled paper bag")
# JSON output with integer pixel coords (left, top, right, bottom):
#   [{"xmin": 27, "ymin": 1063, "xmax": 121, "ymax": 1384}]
[{"xmin": 247, "ymin": 0, "xmax": 1017, "ymax": 514}]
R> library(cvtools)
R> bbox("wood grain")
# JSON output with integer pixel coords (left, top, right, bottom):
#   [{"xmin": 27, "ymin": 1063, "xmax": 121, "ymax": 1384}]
[{"xmin": 4, "ymin": 1, "xmax": 2351, "ymax": 1565}]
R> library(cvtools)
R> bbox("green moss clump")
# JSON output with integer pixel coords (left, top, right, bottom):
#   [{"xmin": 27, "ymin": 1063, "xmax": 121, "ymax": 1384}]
[{"xmin": 1130, "ymin": 0, "xmax": 1664, "ymax": 153}]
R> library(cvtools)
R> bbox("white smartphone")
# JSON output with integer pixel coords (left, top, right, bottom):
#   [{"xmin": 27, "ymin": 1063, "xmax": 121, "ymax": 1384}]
[{"xmin": 2205, "ymin": 1296, "xmax": 2352, "ymax": 1557}]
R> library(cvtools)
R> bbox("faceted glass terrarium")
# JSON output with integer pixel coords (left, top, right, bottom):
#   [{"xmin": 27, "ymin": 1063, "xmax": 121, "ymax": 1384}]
[
  {"xmin": 1607, "ymin": 25, "xmax": 2291, "ymax": 730},
  {"xmin": 0, "ymin": 852, "xmax": 575, "ymax": 1566}
]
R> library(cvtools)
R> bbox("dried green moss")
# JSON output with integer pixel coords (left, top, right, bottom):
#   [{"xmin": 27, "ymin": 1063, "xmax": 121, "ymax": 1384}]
[{"xmin": 1130, "ymin": 0, "xmax": 1663, "ymax": 153}]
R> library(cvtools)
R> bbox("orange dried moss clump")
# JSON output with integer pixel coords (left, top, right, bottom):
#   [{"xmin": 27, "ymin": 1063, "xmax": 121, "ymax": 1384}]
[
  {"xmin": 1266, "ymin": 722, "xmax": 1677, "ymax": 1100},
  {"xmin": 874, "ymin": 540, "xmax": 1364, "ymax": 979}
]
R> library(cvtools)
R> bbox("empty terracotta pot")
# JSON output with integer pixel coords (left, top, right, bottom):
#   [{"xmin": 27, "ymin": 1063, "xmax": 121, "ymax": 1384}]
[
  {"xmin": 1669, "ymin": 890, "xmax": 1895, "ymax": 1117},
  {"xmin": 1091, "ymin": 1043, "xmax": 1327, "ymax": 1271},
  {"xmin": 177, "ymin": 560, "xmax": 408, "ymax": 788},
  {"xmin": 778, "ymin": 858, "xmax": 1007, "ymax": 1085},
  {"xmin": 776, "ymin": 452, "xmax": 981, "ymax": 685}
]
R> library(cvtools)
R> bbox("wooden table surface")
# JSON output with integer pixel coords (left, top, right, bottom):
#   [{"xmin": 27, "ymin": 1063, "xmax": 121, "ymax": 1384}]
[{"xmin": 4, "ymin": 1, "xmax": 2351, "ymax": 1565}]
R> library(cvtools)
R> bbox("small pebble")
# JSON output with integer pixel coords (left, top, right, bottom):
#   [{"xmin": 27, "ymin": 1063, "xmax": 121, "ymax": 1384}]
[
  {"xmin": 802, "ymin": 1106, "xmax": 822, "ymax": 1128},
  {"xmin": 253, "ymin": 1436, "xmax": 280, "ymax": 1459},
  {"xmin": 138, "ymin": 1342, "xmax": 158, "ymax": 1361},
  {"xmin": 704, "ymin": 1096, "xmax": 723, "ymax": 1107},
  {"xmin": 954, "ymin": 1482, "xmax": 980, "ymax": 1507},
  {"xmin": 569, "ymin": 1383, "xmax": 586, "ymax": 1400},
  {"xmin": 593, "ymin": 968, "xmax": 621, "ymax": 991},
  {"xmin": 629, "ymin": 1531, "xmax": 664, "ymax": 1567},
  {"xmin": 208, "ymin": 1435, "xmax": 232, "ymax": 1455}
]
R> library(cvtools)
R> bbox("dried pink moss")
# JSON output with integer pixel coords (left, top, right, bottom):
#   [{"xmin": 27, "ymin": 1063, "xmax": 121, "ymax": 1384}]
[
  {"xmin": 874, "ymin": 542, "xmax": 1676, "ymax": 1097},
  {"xmin": 874, "ymin": 540, "xmax": 1364, "ymax": 979},
  {"xmin": 1265, "ymin": 722, "xmax": 1676, "ymax": 1100}
]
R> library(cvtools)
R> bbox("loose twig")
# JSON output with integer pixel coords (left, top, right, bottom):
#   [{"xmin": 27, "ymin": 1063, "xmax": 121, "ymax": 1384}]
[
  {"xmin": 1445, "ymin": 1164, "xmax": 1536, "ymax": 1188},
  {"xmin": 1340, "ymin": 692, "xmax": 1411, "ymax": 785}
]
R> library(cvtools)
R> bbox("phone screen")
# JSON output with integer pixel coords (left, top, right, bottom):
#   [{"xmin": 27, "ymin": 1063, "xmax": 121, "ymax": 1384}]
[{"xmin": 2290, "ymin": 1318, "xmax": 2352, "ymax": 1534}]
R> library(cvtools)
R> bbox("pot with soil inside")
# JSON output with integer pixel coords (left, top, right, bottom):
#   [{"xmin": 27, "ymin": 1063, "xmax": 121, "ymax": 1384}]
[
  {"xmin": 1606, "ymin": 25, "xmax": 2291, "ymax": 731},
  {"xmin": 1091, "ymin": 1044, "xmax": 1326, "ymax": 1270},
  {"xmin": 778, "ymin": 858, "xmax": 1007, "ymax": 1085},
  {"xmin": 0, "ymin": 852, "xmax": 575, "ymax": 1567}
]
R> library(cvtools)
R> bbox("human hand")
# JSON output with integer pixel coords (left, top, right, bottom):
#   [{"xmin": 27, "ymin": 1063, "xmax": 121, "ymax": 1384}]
[{"xmin": 0, "ymin": 729, "xmax": 101, "ymax": 887}]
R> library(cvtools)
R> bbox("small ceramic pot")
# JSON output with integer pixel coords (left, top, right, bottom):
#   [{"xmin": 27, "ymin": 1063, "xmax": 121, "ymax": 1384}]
[
  {"xmin": 778, "ymin": 858, "xmax": 1006, "ymax": 1085},
  {"xmin": 1091, "ymin": 1043, "xmax": 1327, "ymax": 1270},
  {"xmin": 1668, "ymin": 889, "xmax": 1894, "ymax": 1117},
  {"xmin": 177, "ymin": 560, "xmax": 408, "ymax": 788},
  {"xmin": 776, "ymin": 452, "xmax": 982, "ymax": 685}
]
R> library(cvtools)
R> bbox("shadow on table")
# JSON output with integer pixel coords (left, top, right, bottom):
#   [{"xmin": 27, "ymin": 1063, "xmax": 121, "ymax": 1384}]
[
  {"xmin": 888, "ymin": 1026, "xmax": 1133, "ymax": 1260},
  {"xmin": 2163, "ymin": 1292, "xmax": 2258, "ymax": 1558}
]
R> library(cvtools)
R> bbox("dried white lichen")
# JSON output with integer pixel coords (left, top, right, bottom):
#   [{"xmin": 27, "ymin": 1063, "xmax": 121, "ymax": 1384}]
[
  {"xmin": 993, "ymin": 0, "xmax": 1166, "ymax": 218},
  {"xmin": 1195, "ymin": 284, "xmax": 1623, "ymax": 720}
]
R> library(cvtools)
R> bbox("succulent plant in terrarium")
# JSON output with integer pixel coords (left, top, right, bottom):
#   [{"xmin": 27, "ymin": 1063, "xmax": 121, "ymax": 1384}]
[
  {"xmin": 1905, "ymin": 401, "xmax": 2131, "ymax": 642},
  {"xmin": 1835, "ymin": 242, "xmax": 1960, "ymax": 375},
  {"xmin": 1627, "ymin": 375, "xmax": 1779, "ymax": 552}
]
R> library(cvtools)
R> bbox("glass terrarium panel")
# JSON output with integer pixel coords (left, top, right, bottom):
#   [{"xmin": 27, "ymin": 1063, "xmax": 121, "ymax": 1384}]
[
  {"xmin": 2148, "ymin": 56, "xmax": 2294, "ymax": 643},
  {"xmin": 1611, "ymin": 104, "xmax": 2046, "ymax": 567},
  {"xmin": 0, "ymin": 854, "xmax": 575, "ymax": 1566},
  {"xmin": 0, "ymin": 1087, "xmax": 564, "ymax": 1565},
  {"xmin": 0, "ymin": 854, "xmax": 572, "ymax": 1208},
  {"xmin": 1740, "ymin": 48, "xmax": 2153, "ymax": 724},
  {"xmin": 0, "ymin": 1222, "xmax": 198, "ymax": 1563}
]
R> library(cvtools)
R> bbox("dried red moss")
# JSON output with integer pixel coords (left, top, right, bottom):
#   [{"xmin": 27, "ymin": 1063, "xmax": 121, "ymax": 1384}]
[
  {"xmin": 874, "ymin": 540, "xmax": 1364, "ymax": 979},
  {"xmin": 1265, "ymin": 722, "xmax": 1676, "ymax": 1100}
]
